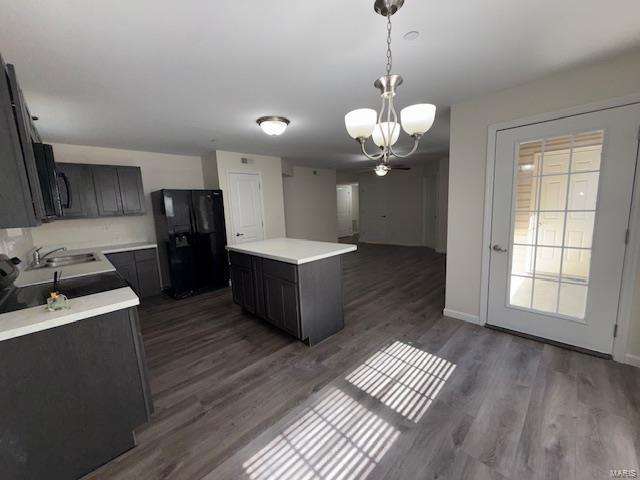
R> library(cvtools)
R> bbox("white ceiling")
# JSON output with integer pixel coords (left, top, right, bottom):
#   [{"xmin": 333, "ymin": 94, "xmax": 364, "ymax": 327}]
[{"xmin": 1, "ymin": 1, "xmax": 640, "ymax": 170}]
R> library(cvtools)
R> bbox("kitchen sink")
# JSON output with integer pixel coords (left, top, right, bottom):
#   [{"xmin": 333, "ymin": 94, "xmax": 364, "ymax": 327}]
[{"xmin": 29, "ymin": 253, "xmax": 99, "ymax": 269}]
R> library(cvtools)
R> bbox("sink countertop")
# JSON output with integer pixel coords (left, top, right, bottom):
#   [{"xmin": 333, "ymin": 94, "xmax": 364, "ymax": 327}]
[
  {"xmin": 15, "ymin": 242, "xmax": 158, "ymax": 287},
  {"xmin": 226, "ymin": 238, "xmax": 357, "ymax": 265},
  {"xmin": 15, "ymin": 248, "xmax": 115, "ymax": 287},
  {"xmin": 0, "ymin": 242, "xmax": 159, "ymax": 342}
]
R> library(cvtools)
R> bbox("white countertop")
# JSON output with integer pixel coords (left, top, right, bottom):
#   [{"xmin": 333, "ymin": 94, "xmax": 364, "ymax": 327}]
[
  {"xmin": 226, "ymin": 238, "xmax": 357, "ymax": 265},
  {"xmin": 0, "ymin": 287, "xmax": 139, "ymax": 342},
  {"xmin": 0, "ymin": 242, "xmax": 157, "ymax": 342}
]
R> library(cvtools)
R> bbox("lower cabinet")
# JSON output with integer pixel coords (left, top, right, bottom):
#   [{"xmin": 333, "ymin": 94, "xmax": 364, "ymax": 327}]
[
  {"xmin": 0, "ymin": 307, "xmax": 152, "ymax": 480},
  {"xmin": 264, "ymin": 275, "xmax": 300, "ymax": 337},
  {"xmin": 105, "ymin": 248, "xmax": 161, "ymax": 299},
  {"xmin": 229, "ymin": 252, "xmax": 343, "ymax": 345}
]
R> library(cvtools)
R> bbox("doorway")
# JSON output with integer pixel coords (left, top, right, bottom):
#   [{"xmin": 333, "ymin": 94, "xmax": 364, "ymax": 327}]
[
  {"xmin": 486, "ymin": 103, "xmax": 640, "ymax": 353},
  {"xmin": 337, "ymin": 184, "xmax": 359, "ymax": 239},
  {"xmin": 228, "ymin": 172, "xmax": 265, "ymax": 244}
]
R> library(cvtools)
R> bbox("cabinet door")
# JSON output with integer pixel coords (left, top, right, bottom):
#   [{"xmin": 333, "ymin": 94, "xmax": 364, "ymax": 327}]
[
  {"xmin": 230, "ymin": 264, "xmax": 255, "ymax": 313},
  {"xmin": 92, "ymin": 165, "xmax": 123, "ymax": 216},
  {"xmin": 57, "ymin": 163, "xmax": 98, "ymax": 219},
  {"xmin": 117, "ymin": 262, "xmax": 140, "ymax": 294},
  {"xmin": 264, "ymin": 275, "xmax": 300, "ymax": 335},
  {"xmin": 136, "ymin": 259, "xmax": 161, "ymax": 299},
  {"xmin": 117, "ymin": 166, "xmax": 145, "ymax": 215}
]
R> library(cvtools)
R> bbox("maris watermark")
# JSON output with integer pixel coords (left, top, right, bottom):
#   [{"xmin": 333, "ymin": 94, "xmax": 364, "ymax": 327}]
[{"xmin": 610, "ymin": 469, "xmax": 638, "ymax": 478}]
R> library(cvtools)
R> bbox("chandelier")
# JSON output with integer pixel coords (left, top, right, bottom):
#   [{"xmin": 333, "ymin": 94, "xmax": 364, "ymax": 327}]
[{"xmin": 344, "ymin": 0, "xmax": 436, "ymax": 176}]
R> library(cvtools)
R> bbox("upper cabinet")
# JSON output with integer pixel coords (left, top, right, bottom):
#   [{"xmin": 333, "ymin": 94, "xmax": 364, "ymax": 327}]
[
  {"xmin": 93, "ymin": 165, "xmax": 124, "ymax": 216},
  {"xmin": 0, "ymin": 53, "xmax": 147, "ymax": 227},
  {"xmin": 59, "ymin": 163, "xmax": 146, "ymax": 219},
  {"xmin": 117, "ymin": 166, "xmax": 146, "ymax": 215},
  {"xmin": 0, "ymin": 55, "xmax": 46, "ymax": 228}
]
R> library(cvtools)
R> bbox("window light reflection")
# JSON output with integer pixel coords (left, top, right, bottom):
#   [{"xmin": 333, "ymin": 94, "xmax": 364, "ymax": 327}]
[
  {"xmin": 242, "ymin": 387, "xmax": 400, "ymax": 480},
  {"xmin": 346, "ymin": 341, "xmax": 455, "ymax": 422}
]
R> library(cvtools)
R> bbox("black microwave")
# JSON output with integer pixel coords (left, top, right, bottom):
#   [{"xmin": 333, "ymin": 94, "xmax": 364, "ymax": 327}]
[{"xmin": 32, "ymin": 143, "xmax": 63, "ymax": 220}]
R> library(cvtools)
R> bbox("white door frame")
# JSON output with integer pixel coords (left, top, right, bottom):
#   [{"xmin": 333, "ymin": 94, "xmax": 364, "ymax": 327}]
[
  {"xmin": 226, "ymin": 170, "xmax": 266, "ymax": 245},
  {"xmin": 479, "ymin": 93, "xmax": 640, "ymax": 364}
]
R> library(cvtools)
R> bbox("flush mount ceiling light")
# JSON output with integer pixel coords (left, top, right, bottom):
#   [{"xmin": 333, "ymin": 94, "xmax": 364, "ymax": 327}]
[
  {"xmin": 257, "ymin": 116, "xmax": 290, "ymax": 136},
  {"xmin": 345, "ymin": 0, "xmax": 436, "ymax": 175}
]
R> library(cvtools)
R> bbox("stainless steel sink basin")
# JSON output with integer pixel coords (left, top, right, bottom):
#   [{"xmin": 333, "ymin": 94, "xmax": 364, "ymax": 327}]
[{"xmin": 29, "ymin": 253, "xmax": 98, "ymax": 269}]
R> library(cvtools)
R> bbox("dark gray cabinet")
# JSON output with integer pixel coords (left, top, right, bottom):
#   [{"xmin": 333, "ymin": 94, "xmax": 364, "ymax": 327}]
[
  {"xmin": 93, "ymin": 165, "xmax": 123, "ymax": 216},
  {"xmin": 0, "ymin": 307, "xmax": 152, "ymax": 480},
  {"xmin": 118, "ymin": 166, "xmax": 146, "ymax": 215},
  {"xmin": 56, "ymin": 163, "xmax": 99, "ymax": 218},
  {"xmin": 55, "ymin": 163, "xmax": 145, "ymax": 219},
  {"xmin": 0, "ymin": 55, "xmax": 46, "ymax": 228},
  {"xmin": 230, "ymin": 253, "xmax": 256, "ymax": 313},
  {"xmin": 229, "ymin": 252, "xmax": 344, "ymax": 345},
  {"xmin": 106, "ymin": 248, "xmax": 161, "ymax": 299}
]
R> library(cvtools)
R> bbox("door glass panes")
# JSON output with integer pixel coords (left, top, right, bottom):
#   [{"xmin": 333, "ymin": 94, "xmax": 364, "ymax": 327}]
[{"xmin": 509, "ymin": 131, "xmax": 603, "ymax": 320}]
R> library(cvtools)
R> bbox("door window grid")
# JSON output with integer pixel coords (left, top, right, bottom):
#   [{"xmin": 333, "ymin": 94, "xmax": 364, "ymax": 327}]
[{"xmin": 508, "ymin": 131, "xmax": 603, "ymax": 320}]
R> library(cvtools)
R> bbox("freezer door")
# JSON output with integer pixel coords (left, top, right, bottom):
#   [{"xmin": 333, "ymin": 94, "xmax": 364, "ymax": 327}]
[
  {"xmin": 163, "ymin": 190, "xmax": 193, "ymax": 234},
  {"xmin": 191, "ymin": 190, "xmax": 217, "ymax": 234}
]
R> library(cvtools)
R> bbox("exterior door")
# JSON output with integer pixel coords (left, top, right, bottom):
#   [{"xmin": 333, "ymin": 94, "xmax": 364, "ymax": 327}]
[
  {"xmin": 336, "ymin": 186, "xmax": 353, "ymax": 237},
  {"xmin": 228, "ymin": 172, "xmax": 264, "ymax": 244},
  {"xmin": 488, "ymin": 103, "xmax": 640, "ymax": 353}
]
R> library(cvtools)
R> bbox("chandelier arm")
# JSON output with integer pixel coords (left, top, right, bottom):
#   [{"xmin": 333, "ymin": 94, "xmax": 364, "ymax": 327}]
[
  {"xmin": 377, "ymin": 95, "xmax": 389, "ymax": 154},
  {"xmin": 389, "ymin": 135, "xmax": 422, "ymax": 158},
  {"xmin": 359, "ymin": 139, "xmax": 386, "ymax": 161}
]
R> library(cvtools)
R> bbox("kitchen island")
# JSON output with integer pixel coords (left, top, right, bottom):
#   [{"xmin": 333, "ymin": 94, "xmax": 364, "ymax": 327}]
[{"xmin": 227, "ymin": 238, "xmax": 357, "ymax": 345}]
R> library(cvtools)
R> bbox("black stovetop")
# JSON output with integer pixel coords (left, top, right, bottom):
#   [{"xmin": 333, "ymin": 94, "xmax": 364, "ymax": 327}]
[{"xmin": 0, "ymin": 271, "xmax": 128, "ymax": 314}]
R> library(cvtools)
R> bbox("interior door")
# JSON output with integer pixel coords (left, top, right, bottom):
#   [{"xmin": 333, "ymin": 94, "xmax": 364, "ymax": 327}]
[
  {"xmin": 228, "ymin": 172, "xmax": 264, "ymax": 244},
  {"xmin": 336, "ymin": 186, "xmax": 353, "ymax": 237},
  {"xmin": 487, "ymin": 103, "xmax": 640, "ymax": 353}
]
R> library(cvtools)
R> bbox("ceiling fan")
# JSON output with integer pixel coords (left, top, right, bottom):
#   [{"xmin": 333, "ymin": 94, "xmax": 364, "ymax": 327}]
[{"xmin": 355, "ymin": 163, "xmax": 412, "ymax": 176}]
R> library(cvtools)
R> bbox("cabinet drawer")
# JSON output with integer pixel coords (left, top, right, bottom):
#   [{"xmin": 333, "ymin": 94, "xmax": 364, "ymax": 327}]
[
  {"xmin": 134, "ymin": 248, "xmax": 156, "ymax": 262},
  {"xmin": 105, "ymin": 251, "xmax": 135, "ymax": 266},
  {"xmin": 229, "ymin": 251, "xmax": 252, "ymax": 269},
  {"xmin": 262, "ymin": 258, "xmax": 298, "ymax": 283}
]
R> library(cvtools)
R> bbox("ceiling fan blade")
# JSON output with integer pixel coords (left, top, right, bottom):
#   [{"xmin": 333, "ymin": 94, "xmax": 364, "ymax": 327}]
[{"xmin": 390, "ymin": 166, "xmax": 411, "ymax": 170}]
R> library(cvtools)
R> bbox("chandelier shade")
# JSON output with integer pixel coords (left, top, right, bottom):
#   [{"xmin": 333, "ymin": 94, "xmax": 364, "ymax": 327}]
[
  {"xmin": 372, "ymin": 122, "xmax": 400, "ymax": 148},
  {"xmin": 345, "ymin": 108, "xmax": 377, "ymax": 140},
  {"xmin": 400, "ymin": 103, "xmax": 436, "ymax": 136}
]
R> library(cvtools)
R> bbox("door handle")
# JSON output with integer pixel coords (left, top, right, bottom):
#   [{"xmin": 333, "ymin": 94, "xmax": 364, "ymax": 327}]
[
  {"xmin": 492, "ymin": 244, "xmax": 508, "ymax": 253},
  {"xmin": 236, "ymin": 233, "xmax": 244, "ymax": 237}
]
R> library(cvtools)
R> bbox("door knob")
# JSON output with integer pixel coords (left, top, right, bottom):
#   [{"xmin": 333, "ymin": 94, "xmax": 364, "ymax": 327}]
[
  {"xmin": 236, "ymin": 233, "xmax": 244, "ymax": 237},
  {"xmin": 492, "ymin": 244, "xmax": 508, "ymax": 253}
]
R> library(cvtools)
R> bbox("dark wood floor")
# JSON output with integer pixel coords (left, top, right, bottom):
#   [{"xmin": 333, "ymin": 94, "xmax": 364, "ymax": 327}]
[{"xmin": 84, "ymin": 242, "xmax": 640, "ymax": 480}]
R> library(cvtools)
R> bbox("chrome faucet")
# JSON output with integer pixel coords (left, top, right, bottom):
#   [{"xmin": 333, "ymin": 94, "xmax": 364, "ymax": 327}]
[{"xmin": 32, "ymin": 246, "xmax": 67, "ymax": 267}]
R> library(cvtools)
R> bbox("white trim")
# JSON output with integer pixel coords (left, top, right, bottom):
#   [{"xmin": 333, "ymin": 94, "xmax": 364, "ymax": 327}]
[
  {"xmin": 481, "ymin": 94, "xmax": 640, "ymax": 363},
  {"xmin": 624, "ymin": 354, "xmax": 640, "ymax": 368},
  {"xmin": 226, "ymin": 170, "xmax": 266, "ymax": 245},
  {"xmin": 613, "ymin": 138, "xmax": 640, "ymax": 363},
  {"xmin": 435, "ymin": 248, "xmax": 447, "ymax": 254},
  {"xmin": 443, "ymin": 308, "xmax": 481, "ymax": 325}
]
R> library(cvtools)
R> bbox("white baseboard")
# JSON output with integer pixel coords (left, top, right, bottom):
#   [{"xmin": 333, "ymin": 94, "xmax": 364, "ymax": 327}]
[
  {"xmin": 624, "ymin": 353, "xmax": 640, "ymax": 368},
  {"xmin": 443, "ymin": 308, "xmax": 482, "ymax": 325}
]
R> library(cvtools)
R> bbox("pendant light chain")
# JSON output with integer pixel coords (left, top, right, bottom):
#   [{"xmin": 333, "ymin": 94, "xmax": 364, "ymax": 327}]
[{"xmin": 385, "ymin": 12, "xmax": 393, "ymax": 76}]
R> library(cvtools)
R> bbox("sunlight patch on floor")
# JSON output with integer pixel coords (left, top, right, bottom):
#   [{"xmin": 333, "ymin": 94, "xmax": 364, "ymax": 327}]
[
  {"xmin": 345, "ymin": 341, "xmax": 455, "ymax": 422},
  {"xmin": 242, "ymin": 387, "xmax": 400, "ymax": 480}
]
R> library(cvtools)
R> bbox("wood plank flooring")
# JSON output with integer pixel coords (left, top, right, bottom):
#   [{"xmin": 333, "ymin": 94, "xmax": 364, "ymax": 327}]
[{"xmin": 84, "ymin": 241, "xmax": 640, "ymax": 480}]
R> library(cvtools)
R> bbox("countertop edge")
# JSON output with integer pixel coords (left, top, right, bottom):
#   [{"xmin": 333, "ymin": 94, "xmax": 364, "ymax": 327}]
[
  {"xmin": 0, "ymin": 287, "xmax": 140, "ymax": 343},
  {"xmin": 226, "ymin": 244, "xmax": 357, "ymax": 265}
]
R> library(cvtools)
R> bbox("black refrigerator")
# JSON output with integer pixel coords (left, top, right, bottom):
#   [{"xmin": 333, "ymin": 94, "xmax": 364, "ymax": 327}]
[{"xmin": 151, "ymin": 189, "xmax": 229, "ymax": 298}]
